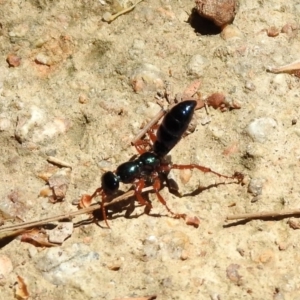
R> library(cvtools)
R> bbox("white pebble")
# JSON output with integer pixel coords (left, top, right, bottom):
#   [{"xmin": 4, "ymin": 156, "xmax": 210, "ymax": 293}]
[
  {"xmin": 221, "ymin": 24, "xmax": 243, "ymax": 40},
  {"xmin": 132, "ymin": 39, "xmax": 145, "ymax": 50},
  {"xmin": 35, "ymin": 53, "xmax": 52, "ymax": 66},
  {"xmin": 48, "ymin": 222, "xmax": 74, "ymax": 244},
  {"xmin": 270, "ymin": 74, "xmax": 289, "ymax": 95},
  {"xmin": 246, "ymin": 117, "xmax": 277, "ymax": 143},
  {"xmin": 143, "ymin": 236, "xmax": 159, "ymax": 259},
  {"xmin": 145, "ymin": 101, "xmax": 161, "ymax": 119},
  {"xmin": 146, "ymin": 235, "xmax": 157, "ymax": 243},
  {"xmin": 186, "ymin": 54, "xmax": 209, "ymax": 77},
  {"xmin": 128, "ymin": 39, "xmax": 146, "ymax": 59},
  {"xmin": 248, "ymin": 178, "xmax": 265, "ymax": 196},
  {"xmin": 0, "ymin": 255, "xmax": 13, "ymax": 279},
  {"xmin": 0, "ymin": 117, "xmax": 11, "ymax": 131},
  {"xmin": 130, "ymin": 63, "xmax": 165, "ymax": 93},
  {"xmin": 15, "ymin": 106, "xmax": 45, "ymax": 143},
  {"xmin": 102, "ymin": 12, "xmax": 112, "ymax": 22},
  {"xmin": 245, "ymin": 81, "xmax": 256, "ymax": 91},
  {"xmin": 35, "ymin": 243, "xmax": 100, "ymax": 285}
]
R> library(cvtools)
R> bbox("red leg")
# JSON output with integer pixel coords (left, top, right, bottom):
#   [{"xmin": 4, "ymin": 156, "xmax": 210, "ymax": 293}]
[
  {"xmin": 133, "ymin": 139, "xmax": 152, "ymax": 154},
  {"xmin": 90, "ymin": 188, "xmax": 111, "ymax": 228},
  {"xmin": 131, "ymin": 107, "xmax": 166, "ymax": 154},
  {"xmin": 100, "ymin": 193, "xmax": 110, "ymax": 228},
  {"xmin": 147, "ymin": 124, "xmax": 159, "ymax": 143},
  {"xmin": 79, "ymin": 187, "xmax": 111, "ymax": 228},
  {"xmin": 132, "ymin": 123, "xmax": 160, "ymax": 154},
  {"xmin": 134, "ymin": 178, "xmax": 153, "ymax": 214},
  {"xmin": 79, "ymin": 187, "xmax": 102, "ymax": 208},
  {"xmin": 152, "ymin": 176, "xmax": 186, "ymax": 219},
  {"xmin": 167, "ymin": 164, "xmax": 243, "ymax": 182}
]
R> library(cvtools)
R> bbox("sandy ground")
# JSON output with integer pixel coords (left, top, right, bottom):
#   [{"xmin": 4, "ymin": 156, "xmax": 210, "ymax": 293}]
[{"xmin": 1, "ymin": 0, "xmax": 300, "ymax": 299}]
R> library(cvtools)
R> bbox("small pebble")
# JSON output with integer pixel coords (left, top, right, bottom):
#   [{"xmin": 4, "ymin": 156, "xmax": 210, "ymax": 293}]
[
  {"xmin": 48, "ymin": 168, "xmax": 71, "ymax": 201},
  {"xmin": 8, "ymin": 23, "xmax": 29, "ymax": 38},
  {"xmin": 15, "ymin": 276, "xmax": 29, "ymax": 300},
  {"xmin": 28, "ymin": 246, "xmax": 38, "ymax": 258},
  {"xmin": 35, "ymin": 243, "xmax": 100, "ymax": 285},
  {"xmin": 251, "ymin": 195, "xmax": 261, "ymax": 203},
  {"xmin": 0, "ymin": 255, "xmax": 13, "ymax": 279},
  {"xmin": 37, "ymin": 165, "xmax": 58, "ymax": 182},
  {"xmin": 288, "ymin": 218, "xmax": 300, "ymax": 230},
  {"xmin": 247, "ymin": 178, "xmax": 265, "ymax": 196},
  {"xmin": 271, "ymin": 74, "xmax": 289, "ymax": 96},
  {"xmin": 39, "ymin": 185, "xmax": 53, "ymax": 197},
  {"xmin": 267, "ymin": 26, "xmax": 280, "ymax": 37},
  {"xmin": 186, "ymin": 54, "xmax": 209, "ymax": 77},
  {"xmin": 273, "ymin": 291, "xmax": 285, "ymax": 300},
  {"xmin": 160, "ymin": 231, "xmax": 190, "ymax": 260},
  {"xmin": 6, "ymin": 53, "xmax": 21, "ymax": 67},
  {"xmin": 79, "ymin": 94, "xmax": 88, "ymax": 104},
  {"xmin": 245, "ymin": 81, "xmax": 256, "ymax": 91},
  {"xmin": 237, "ymin": 248, "xmax": 245, "ymax": 257},
  {"xmin": 102, "ymin": 12, "xmax": 112, "ymax": 22},
  {"xmin": 35, "ymin": 53, "xmax": 52, "ymax": 66},
  {"xmin": 200, "ymin": 115, "xmax": 211, "ymax": 125},
  {"xmin": 107, "ymin": 259, "xmax": 122, "ymax": 271},
  {"xmin": 48, "ymin": 222, "xmax": 74, "ymax": 244},
  {"xmin": 246, "ymin": 117, "xmax": 277, "ymax": 143},
  {"xmin": 226, "ymin": 263, "xmax": 242, "ymax": 284},
  {"xmin": 246, "ymin": 143, "xmax": 265, "ymax": 158},
  {"xmin": 278, "ymin": 242, "xmax": 289, "ymax": 251},
  {"xmin": 180, "ymin": 250, "xmax": 189, "ymax": 260},
  {"xmin": 281, "ymin": 22, "xmax": 298, "ymax": 38},
  {"xmin": 220, "ymin": 24, "xmax": 242, "ymax": 40},
  {"xmin": 185, "ymin": 216, "xmax": 200, "ymax": 228},
  {"xmin": 0, "ymin": 117, "xmax": 11, "ymax": 131},
  {"xmin": 15, "ymin": 106, "xmax": 45, "ymax": 143},
  {"xmin": 143, "ymin": 236, "xmax": 159, "ymax": 259},
  {"xmin": 206, "ymin": 93, "xmax": 225, "ymax": 109},
  {"xmin": 258, "ymin": 249, "xmax": 274, "ymax": 263},
  {"xmin": 145, "ymin": 101, "xmax": 161, "ymax": 119},
  {"xmin": 210, "ymin": 294, "xmax": 221, "ymax": 300},
  {"xmin": 128, "ymin": 39, "xmax": 145, "ymax": 59},
  {"xmin": 129, "ymin": 63, "xmax": 165, "ymax": 93},
  {"xmin": 195, "ymin": 0, "xmax": 238, "ymax": 27},
  {"xmin": 179, "ymin": 169, "xmax": 192, "ymax": 184}
]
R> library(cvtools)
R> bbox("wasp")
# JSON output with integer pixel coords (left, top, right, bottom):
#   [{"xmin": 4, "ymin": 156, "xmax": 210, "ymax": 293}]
[{"xmin": 81, "ymin": 100, "xmax": 243, "ymax": 227}]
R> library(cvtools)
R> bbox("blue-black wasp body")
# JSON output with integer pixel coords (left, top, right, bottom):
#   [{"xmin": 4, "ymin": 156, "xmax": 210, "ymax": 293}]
[
  {"xmin": 101, "ymin": 151, "xmax": 160, "ymax": 194},
  {"xmin": 153, "ymin": 100, "xmax": 197, "ymax": 157},
  {"xmin": 83, "ymin": 100, "xmax": 242, "ymax": 227},
  {"xmin": 101, "ymin": 100, "xmax": 197, "ymax": 195}
]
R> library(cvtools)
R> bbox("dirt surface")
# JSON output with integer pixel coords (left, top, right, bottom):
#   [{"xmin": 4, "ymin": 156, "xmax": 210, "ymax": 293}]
[{"xmin": 1, "ymin": 0, "xmax": 300, "ymax": 299}]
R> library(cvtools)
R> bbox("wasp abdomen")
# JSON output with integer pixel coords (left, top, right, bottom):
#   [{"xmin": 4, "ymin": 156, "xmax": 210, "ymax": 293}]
[{"xmin": 153, "ymin": 100, "xmax": 197, "ymax": 157}]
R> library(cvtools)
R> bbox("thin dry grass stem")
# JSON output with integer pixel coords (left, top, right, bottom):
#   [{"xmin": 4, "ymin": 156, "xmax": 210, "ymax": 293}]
[
  {"xmin": 47, "ymin": 156, "xmax": 73, "ymax": 169},
  {"xmin": 103, "ymin": 0, "xmax": 145, "ymax": 23},
  {"xmin": 226, "ymin": 209, "xmax": 300, "ymax": 221},
  {"xmin": 131, "ymin": 108, "xmax": 167, "ymax": 146},
  {"xmin": 131, "ymin": 98, "xmax": 206, "ymax": 146},
  {"xmin": 0, "ymin": 187, "xmax": 153, "ymax": 238},
  {"xmin": 267, "ymin": 59, "xmax": 300, "ymax": 74},
  {"xmin": 114, "ymin": 296, "xmax": 156, "ymax": 300}
]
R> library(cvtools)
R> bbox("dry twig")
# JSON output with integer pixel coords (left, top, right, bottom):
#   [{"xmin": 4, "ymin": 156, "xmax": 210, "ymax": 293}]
[
  {"xmin": 131, "ymin": 108, "xmax": 167, "ymax": 146},
  {"xmin": 267, "ymin": 59, "xmax": 300, "ymax": 74},
  {"xmin": 103, "ymin": 0, "xmax": 145, "ymax": 23},
  {"xmin": 47, "ymin": 156, "xmax": 73, "ymax": 169},
  {"xmin": 226, "ymin": 208, "xmax": 300, "ymax": 221},
  {"xmin": 0, "ymin": 187, "xmax": 153, "ymax": 239},
  {"xmin": 114, "ymin": 296, "xmax": 157, "ymax": 300}
]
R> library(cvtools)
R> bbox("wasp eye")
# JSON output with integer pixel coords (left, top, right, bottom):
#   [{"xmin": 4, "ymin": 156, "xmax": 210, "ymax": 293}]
[{"xmin": 102, "ymin": 171, "xmax": 119, "ymax": 194}]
